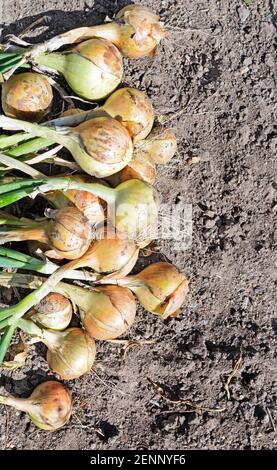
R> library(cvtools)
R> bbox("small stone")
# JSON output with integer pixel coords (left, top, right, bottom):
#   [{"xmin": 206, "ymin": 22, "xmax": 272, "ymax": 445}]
[
  {"xmin": 187, "ymin": 155, "xmax": 201, "ymax": 165},
  {"xmin": 237, "ymin": 5, "xmax": 250, "ymax": 22},
  {"xmin": 205, "ymin": 218, "xmax": 216, "ymax": 229}
]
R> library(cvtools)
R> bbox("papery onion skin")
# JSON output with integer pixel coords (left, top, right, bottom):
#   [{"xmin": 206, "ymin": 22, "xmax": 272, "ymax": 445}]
[
  {"xmin": 115, "ymin": 5, "xmax": 166, "ymax": 59},
  {"xmin": 112, "ymin": 156, "xmax": 156, "ymax": 185},
  {"xmin": 136, "ymin": 127, "xmax": 177, "ymax": 165},
  {"xmin": 36, "ymin": 38, "xmax": 123, "ymax": 101},
  {"xmin": 113, "ymin": 178, "xmax": 159, "ymax": 239},
  {"xmin": 121, "ymin": 262, "xmax": 189, "ymax": 318},
  {"xmin": 2, "ymin": 72, "xmax": 53, "ymax": 122},
  {"xmin": 45, "ymin": 327, "xmax": 96, "ymax": 380},
  {"xmin": 71, "ymin": 115, "xmax": 133, "ymax": 177},
  {"xmin": 0, "ymin": 381, "xmax": 72, "ymax": 431},
  {"xmin": 76, "ymin": 225, "xmax": 139, "ymax": 275},
  {"xmin": 60, "ymin": 108, "xmax": 84, "ymax": 117},
  {"xmin": 80, "ymin": 285, "xmax": 136, "ymax": 340},
  {"xmin": 45, "ymin": 207, "xmax": 92, "ymax": 260},
  {"xmin": 103, "ymin": 87, "xmax": 154, "ymax": 142},
  {"xmin": 31, "ymin": 293, "xmax": 72, "ymax": 330},
  {"xmin": 26, "ymin": 381, "xmax": 72, "ymax": 431}
]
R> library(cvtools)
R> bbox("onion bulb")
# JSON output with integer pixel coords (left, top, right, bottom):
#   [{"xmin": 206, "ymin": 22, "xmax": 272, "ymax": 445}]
[
  {"xmin": 36, "ymin": 38, "xmax": 123, "ymax": 101},
  {"xmin": 53, "ymin": 282, "xmax": 136, "ymax": 340},
  {"xmin": 0, "ymin": 381, "xmax": 72, "ymax": 431},
  {"xmin": 105, "ymin": 126, "xmax": 176, "ymax": 185},
  {"xmin": 47, "ymin": 175, "xmax": 106, "ymax": 226},
  {"xmin": 18, "ymin": 320, "xmax": 96, "ymax": 379},
  {"xmin": 102, "ymin": 87, "xmax": 154, "ymax": 142},
  {"xmin": 0, "ymin": 206, "xmax": 93, "ymax": 260},
  {"xmin": 0, "ymin": 114, "xmax": 133, "ymax": 177},
  {"xmin": 65, "ymin": 225, "xmax": 139, "ymax": 278},
  {"xmin": 134, "ymin": 126, "xmax": 177, "ymax": 164},
  {"xmin": 112, "ymin": 262, "xmax": 189, "ymax": 319},
  {"xmin": 1, "ymin": 72, "xmax": 53, "ymax": 122},
  {"xmin": 106, "ymin": 153, "xmax": 156, "ymax": 186},
  {"xmin": 28, "ymin": 292, "xmax": 72, "ymax": 330},
  {"xmin": 42, "ymin": 4, "xmax": 166, "ymax": 59}
]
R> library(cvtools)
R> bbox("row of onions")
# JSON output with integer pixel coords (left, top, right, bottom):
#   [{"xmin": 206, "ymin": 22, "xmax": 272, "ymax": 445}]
[{"xmin": 0, "ymin": 4, "xmax": 189, "ymax": 431}]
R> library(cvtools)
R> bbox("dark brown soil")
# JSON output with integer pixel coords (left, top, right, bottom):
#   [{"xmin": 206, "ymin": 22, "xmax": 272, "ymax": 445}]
[{"xmin": 0, "ymin": 0, "xmax": 276, "ymax": 450}]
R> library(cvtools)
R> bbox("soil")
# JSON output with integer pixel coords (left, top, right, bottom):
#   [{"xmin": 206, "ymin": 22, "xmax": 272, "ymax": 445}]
[{"xmin": 0, "ymin": 0, "xmax": 276, "ymax": 451}]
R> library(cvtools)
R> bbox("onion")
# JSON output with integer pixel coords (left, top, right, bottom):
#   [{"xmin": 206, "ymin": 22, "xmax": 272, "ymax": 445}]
[
  {"xmin": 29, "ymin": 292, "xmax": 72, "ymax": 330},
  {"xmin": 17, "ymin": 320, "xmax": 96, "ymax": 379},
  {"xmin": 134, "ymin": 126, "xmax": 177, "ymax": 164},
  {"xmin": 65, "ymin": 225, "xmax": 139, "ymax": 277},
  {"xmin": 0, "ymin": 206, "xmax": 93, "ymax": 260},
  {"xmin": 1, "ymin": 72, "xmax": 53, "ymax": 122},
  {"xmin": 105, "ymin": 126, "xmax": 177, "ymax": 185},
  {"xmin": 106, "ymin": 153, "xmax": 156, "ymax": 186},
  {"xmin": 110, "ymin": 262, "xmax": 189, "ymax": 319},
  {"xmin": 47, "ymin": 175, "xmax": 106, "ymax": 226},
  {"xmin": 53, "ymin": 282, "xmax": 136, "ymax": 340},
  {"xmin": 0, "ymin": 114, "xmax": 133, "ymax": 177},
  {"xmin": 0, "ymin": 177, "xmax": 159, "ymax": 240},
  {"xmin": 102, "ymin": 87, "xmax": 154, "ymax": 142},
  {"xmin": 44, "ymin": 327, "xmax": 96, "ymax": 379},
  {"xmin": 0, "ymin": 381, "xmax": 72, "ymax": 430},
  {"xmin": 42, "ymin": 4, "xmax": 166, "ymax": 59},
  {"xmin": 36, "ymin": 38, "xmax": 123, "ymax": 100}
]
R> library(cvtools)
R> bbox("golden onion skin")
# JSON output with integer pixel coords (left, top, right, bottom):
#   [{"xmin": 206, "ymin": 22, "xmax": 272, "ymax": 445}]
[
  {"xmin": 31, "ymin": 293, "xmax": 72, "ymax": 330},
  {"xmin": 27, "ymin": 381, "xmax": 72, "ymax": 430},
  {"xmin": 127, "ymin": 262, "xmax": 189, "ymax": 318},
  {"xmin": 76, "ymin": 226, "xmax": 139, "ymax": 274},
  {"xmin": 37, "ymin": 38, "xmax": 123, "ymax": 101},
  {"xmin": 113, "ymin": 179, "xmax": 159, "ymax": 239},
  {"xmin": 115, "ymin": 5, "xmax": 166, "ymax": 58},
  {"xmin": 2, "ymin": 72, "xmax": 53, "ymax": 122},
  {"xmin": 118, "ymin": 156, "xmax": 156, "ymax": 185},
  {"xmin": 136, "ymin": 127, "xmax": 177, "ymax": 165},
  {"xmin": 72, "ymin": 116, "xmax": 133, "ymax": 177},
  {"xmin": 80, "ymin": 285, "xmax": 136, "ymax": 340},
  {"xmin": 46, "ymin": 207, "xmax": 92, "ymax": 260},
  {"xmin": 46, "ymin": 328, "xmax": 96, "ymax": 380},
  {"xmin": 103, "ymin": 87, "xmax": 154, "ymax": 142},
  {"xmin": 76, "ymin": 116, "xmax": 132, "ymax": 164}
]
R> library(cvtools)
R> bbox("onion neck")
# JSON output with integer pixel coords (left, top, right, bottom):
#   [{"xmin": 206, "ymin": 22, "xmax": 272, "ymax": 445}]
[
  {"xmin": 0, "ymin": 226, "xmax": 49, "ymax": 244},
  {"xmin": 40, "ymin": 178, "xmax": 115, "ymax": 205},
  {"xmin": 43, "ymin": 23, "xmax": 121, "ymax": 52},
  {"xmin": 36, "ymin": 52, "xmax": 68, "ymax": 75},
  {"xmin": 53, "ymin": 281, "xmax": 95, "ymax": 313},
  {"xmin": 40, "ymin": 328, "xmax": 66, "ymax": 351},
  {"xmin": 0, "ymin": 395, "xmax": 32, "ymax": 414},
  {"xmin": 0, "ymin": 116, "xmax": 71, "ymax": 148}
]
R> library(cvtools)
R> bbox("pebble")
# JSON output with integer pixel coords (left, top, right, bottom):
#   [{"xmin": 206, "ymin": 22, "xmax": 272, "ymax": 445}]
[
  {"xmin": 237, "ymin": 5, "xmax": 250, "ymax": 23},
  {"xmin": 205, "ymin": 218, "xmax": 216, "ymax": 229}
]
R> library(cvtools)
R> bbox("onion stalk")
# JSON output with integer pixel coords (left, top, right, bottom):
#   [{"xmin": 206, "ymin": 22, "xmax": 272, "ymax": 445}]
[
  {"xmin": 0, "ymin": 177, "xmax": 159, "ymax": 240},
  {"xmin": 0, "ymin": 113, "xmax": 133, "ymax": 177},
  {"xmin": 0, "ymin": 206, "xmax": 93, "ymax": 260},
  {"xmin": 2, "ymin": 72, "xmax": 53, "ymax": 122},
  {"xmin": 35, "ymin": 38, "xmax": 123, "ymax": 100},
  {"xmin": 103, "ymin": 262, "xmax": 189, "ymax": 319},
  {"xmin": 0, "ymin": 381, "xmax": 72, "ymax": 430}
]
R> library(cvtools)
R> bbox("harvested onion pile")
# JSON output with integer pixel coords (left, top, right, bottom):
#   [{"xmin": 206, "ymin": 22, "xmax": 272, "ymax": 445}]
[{"xmin": 0, "ymin": 4, "xmax": 189, "ymax": 431}]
